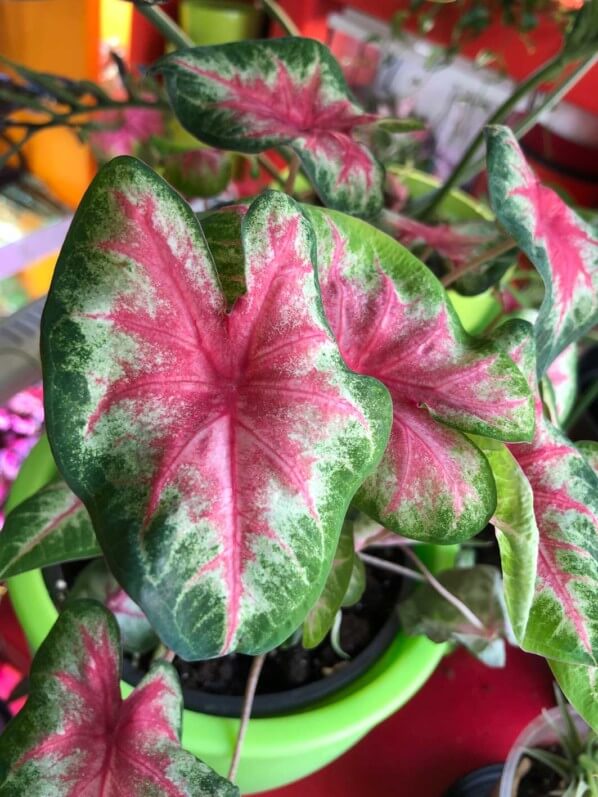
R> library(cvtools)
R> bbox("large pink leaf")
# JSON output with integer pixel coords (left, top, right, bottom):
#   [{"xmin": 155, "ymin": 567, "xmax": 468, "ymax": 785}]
[
  {"xmin": 493, "ymin": 321, "xmax": 598, "ymax": 665},
  {"xmin": 510, "ymin": 406, "xmax": 598, "ymax": 666},
  {"xmin": 0, "ymin": 601, "xmax": 237, "ymax": 796},
  {"xmin": 486, "ymin": 125, "xmax": 598, "ymax": 376},
  {"xmin": 305, "ymin": 207, "xmax": 534, "ymax": 543},
  {"xmin": 41, "ymin": 159, "xmax": 391, "ymax": 660},
  {"xmin": 155, "ymin": 38, "xmax": 384, "ymax": 216}
]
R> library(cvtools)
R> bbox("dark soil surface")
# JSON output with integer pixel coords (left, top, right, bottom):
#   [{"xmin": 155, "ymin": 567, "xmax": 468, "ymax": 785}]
[
  {"xmin": 516, "ymin": 746, "xmax": 566, "ymax": 796},
  {"xmin": 45, "ymin": 547, "xmax": 406, "ymax": 697}
]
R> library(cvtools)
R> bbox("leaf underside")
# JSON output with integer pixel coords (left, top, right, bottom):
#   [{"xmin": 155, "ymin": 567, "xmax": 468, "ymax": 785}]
[
  {"xmin": 486, "ymin": 125, "xmax": 598, "ymax": 377},
  {"xmin": 155, "ymin": 38, "xmax": 384, "ymax": 217},
  {"xmin": 41, "ymin": 158, "xmax": 391, "ymax": 660},
  {"xmin": 0, "ymin": 600, "xmax": 237, "ymax": 796}
]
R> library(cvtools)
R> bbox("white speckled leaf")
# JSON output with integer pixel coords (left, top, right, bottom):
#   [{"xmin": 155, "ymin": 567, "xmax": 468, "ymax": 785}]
[
  {"xmin": 155, "ymin": 38, "xmax": 384, "ymax": 217},
  {"xmin": 0, "ymin": 481, "xmax": 99, "ymax": 579},
  {"xmin": 0, "ymin": 601, "xmax": 237, "ymax": 796},
  {"xmin": 41, "ymin": 158, "xmax": 391, "ymax": 660},
  {"xmin": 306, "ymin": 206, "xmax": 534, "ymax": 544},
  {"xmin": 486, "ymin": 126, "xmax": 598, "ymax": 376}
]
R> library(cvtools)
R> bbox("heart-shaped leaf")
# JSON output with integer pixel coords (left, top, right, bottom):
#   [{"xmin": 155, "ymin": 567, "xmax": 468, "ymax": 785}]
[
  {"xmin": 0, "ymin": 480, "xmax": 99, "ymax": 579},
  {"xmin": 0, "ymin": 600, "xmax": 237, "ymax": 796},
  {"xmin": 155, "ymin": 38, "xmax": 384, "ymax": 217},
  {"xmin": 306, "ymin": 206, "xmax": 534, "ymax": 544},
  {"xmin": 513, "ymin": 414, "xmax": 598, "ymax": 667},
  {"xmin": 70, "ymin": 560, "xmax": 158, "ymax": 654},
  {"xmin": 41, "ymin": 158, "xmax": 392, "ymax": 660},
  {"xmin": 492, "ymin": 324, "xmax": 598, "ymax": 666},
  {"xmin": 398, "ymin": 564, "xmax": 511, "ymax": 667},
  {"xmin": 486, "ymin": 126, "xmax": 598, "ymax": 376},
  {"xmin": 303, "ymin": 521, "xmax": 355, "ymax": 649}
]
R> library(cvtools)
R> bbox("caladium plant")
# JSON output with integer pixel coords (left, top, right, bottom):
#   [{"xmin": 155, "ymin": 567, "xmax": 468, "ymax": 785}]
[
  {"xmin": 154, "ymin": 38, "xmax": 385, "ymax": 217},
  {"xmin": 1, "ymin": 8, "xmax": 598, "ymax": 789},
  {"xmin": 41, "ymin": 159, "xmax": 392, "ymax": 660},
  {"xmin": 0, "ymin": 600, "xmax": 237, "ymax": 796},
  {"xmin": 486, "ymin": 126, "xmax": 598, "ymax": 377}
]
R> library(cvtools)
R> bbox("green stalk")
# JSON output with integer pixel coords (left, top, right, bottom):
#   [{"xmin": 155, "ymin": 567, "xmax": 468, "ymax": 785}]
[
  {"xmin": 460, "ymin": 53, "xmax": 598, "ymax": 186},
  {"xmin": 135, "ymin": 4, "xmax": 193, "ymax": 50},
  {"xmin": 415, "ymin": 52, "xmax": 564, "ymax": 219},
  {"xmin": 565, "ymin": 379, "xmax": 598, "ymax": 432},
  {"xmin": 261, "ymin": 0, "xmax": 300, "ymax": 36}
]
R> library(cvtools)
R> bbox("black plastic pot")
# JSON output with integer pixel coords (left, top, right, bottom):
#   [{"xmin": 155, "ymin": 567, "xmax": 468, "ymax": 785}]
[
  {"xmin": 444, "ymin": 764, "xmax": 503, "ymax": 797},
  {"xmin": 44, "ymin": 561, "xmax": 402, "ymax": 718},
  {"xmin": 123, "ymin": 608, "xmax": 401, "ymax": 718}
]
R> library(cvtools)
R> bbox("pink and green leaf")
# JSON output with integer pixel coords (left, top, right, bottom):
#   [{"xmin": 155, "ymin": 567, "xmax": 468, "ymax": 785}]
[
  {"xmin": 549, "ymin": 659, "xmax": 598, "ymax": 733},
  {"xmin": 70, "ymin": 559, "xmax": 158, "ymax": 654},
  {"xmin": 492, "ymin": 322, "xmax": 598, "ymax": 665},
  {"xmin": 509, "ymin": 415, "xmax": 598, "ymax": 666},
  {"xmin": 306, "ymin": 206, "xmax": 534, "ymax": 544},
  {"xmin": 0, "ymin": 481, "xmax": 99, "ymax": 579},
  {"xmin": 303, "ymin": 522, "xmax": 355, "ymax": 649},
  {"xmin": 486, "ymin": 125, "xmax": 598, "ymax": 376},
  {"xmin": 159, "ymin": 147, "xmax": 232, "ymax": 199},
  {"xmin": 544, "ymin": 342, "xmax": 578, "ymax": 427},
  {"xmin": 41, "ymin": 159, "xmax": 392, "ymax": 660},
  {"xmin": 0, "ymin": 601, "xmax": 237, "ymax": 796},
  {"xmin": 155, "ymin": 38, "xmax": 384, "ymax": 217}
]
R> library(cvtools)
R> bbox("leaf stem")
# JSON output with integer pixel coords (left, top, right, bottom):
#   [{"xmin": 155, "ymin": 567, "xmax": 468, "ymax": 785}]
[
  {"xmin": 460, "ymin": 53, "xmax": 598, "ymax": 186},
  {"xmin": 135, "ymin": 4, "xmax": 194, "ymax": 50},
  {"xmin": 228, "ymin": 653, "xmax": 266, "ymax": 783},
  {"xmin": 284, "ymin": 152, "xmax": 301, "ymax": 195},
  {"xmin": 359, "ymin": 552, "xmax": 425, "ymax": 582},
  {"xmin": 415, "ymin": 52, "xmax": 564, "ymax": 219},
  {"xmin": 256, "ymin": 153, "xmax": 286, "ymax": 187},
  {"xmin": 402, "ymin": 546, "xmax": 485, "ymax": 630},
  {"xmin": 565, "ymin": 378, "xmax": 598, "ymax": 432},
  {"xmin": 260, "ymin": 0, "xmax": 300, "ymax": 36},
  {"xmin": 441, "ymin": 237, "xmax": 516, "ymax": 288}
]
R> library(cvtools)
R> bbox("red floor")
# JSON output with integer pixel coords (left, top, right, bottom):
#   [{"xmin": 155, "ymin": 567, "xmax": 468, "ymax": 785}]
[
  {"xmin": 260, "ymin": 645, "xmax": 554, "ymax": 797},
  {"xmin": 0, "ymin": 599, "xmax": 555, "ymax": 797}
]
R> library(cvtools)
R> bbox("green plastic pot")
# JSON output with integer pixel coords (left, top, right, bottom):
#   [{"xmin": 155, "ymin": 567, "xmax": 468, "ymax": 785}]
[
  {"xmin": 180, "ymin": 0, "xmax": 263, "ymax": 46},
  {"xmin": 392, "ymin": 166, "xmax": 503, "ymax": 336},
  {"xmin": 7, "ymin": 436, "xmax": 456, "ymax": 794}
]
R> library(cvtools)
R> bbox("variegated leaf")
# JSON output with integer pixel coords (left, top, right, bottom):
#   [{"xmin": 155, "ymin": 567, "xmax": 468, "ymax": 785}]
[
  {"xmin": 544, "ymin": 343, "xmax": 578, "ymax": 427},
  {"xmin": 486, "ymin": 126, "xmax": 598, "ymax": 376},
  {"xmin": 303, "ymin": 522, "xmax": 355, "ymax": 648},
  {"xmin": 492, "ymin": 321, "xmax": 598, "ymax": 666},
  {"xmin": 159, "ymin": 148, "xmax": 232, "ymax": 199},
  {"xmin": 398, "ymin": 565, "xmax": 511, "ymax": 667},
  {"xmin": 306, "ymin": 206, "xmax": 534, "ymax": 544},
  {"xmin": 0, "ymin": 480, "xmax": 99, "ymax": 579},
  {"xmin": 70, "ymin": 559, "xmax": 158, "ymax": 654},
  {"xmin": 155, "ymin": 38, "xmax": 384, "ymax": 217},
  {"xmin": 578, "ymin": 441, "xmax": 598, "ymax": 473},
  {"xmin": 550, "ymin": 659, "xmax": 598, "ymax": 733},
  {"xmin": 41, "ymin": 159, "xmax": 391, "ymax": 660},
  {"xmin": 0, "ymin": 601, "xmax": 237, "ymax": 796}
]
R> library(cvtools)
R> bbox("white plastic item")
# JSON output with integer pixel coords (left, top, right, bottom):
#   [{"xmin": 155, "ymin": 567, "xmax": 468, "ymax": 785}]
[{"xmin": 499, "ymin": 705, "xmax": 590, "ymax": 797}]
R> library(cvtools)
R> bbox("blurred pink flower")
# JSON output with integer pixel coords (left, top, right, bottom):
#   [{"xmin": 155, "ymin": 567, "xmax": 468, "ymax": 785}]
[{"xmin": 89, "ymin": 105, "xmax": 164, "ymax": 161}]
